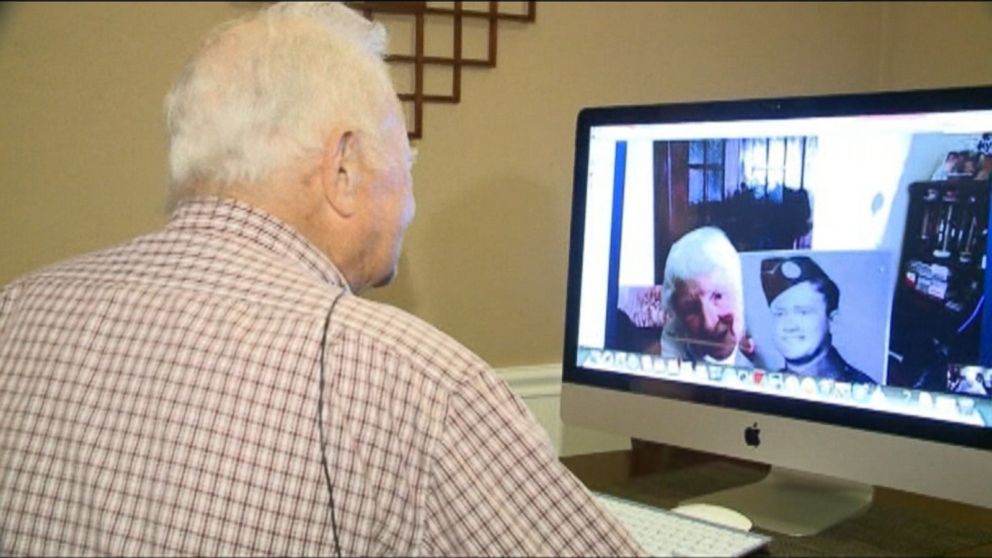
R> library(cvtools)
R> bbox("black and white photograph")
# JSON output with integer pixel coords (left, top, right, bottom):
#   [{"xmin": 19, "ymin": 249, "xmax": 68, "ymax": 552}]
[{"xmin": 741, "ymin": 250, "xmax": 893, "ymax": 384}]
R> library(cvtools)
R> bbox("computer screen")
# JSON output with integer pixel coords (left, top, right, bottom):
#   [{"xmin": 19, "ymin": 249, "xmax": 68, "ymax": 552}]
[{"xmin": 560, "ymin": 86, "xmax": 992, "ymax": 534}]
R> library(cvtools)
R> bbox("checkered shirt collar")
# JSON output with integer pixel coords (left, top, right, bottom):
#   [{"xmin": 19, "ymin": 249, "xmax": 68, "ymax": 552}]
[{"xmin": 168, "ymin": 196, "xmax": 350, "ymax": 291}]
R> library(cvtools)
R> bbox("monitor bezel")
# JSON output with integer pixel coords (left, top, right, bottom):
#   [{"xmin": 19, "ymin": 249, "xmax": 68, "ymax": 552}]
[{"xmin": 562, "ymin": 85, "xmax": 992, "ymax": 453}]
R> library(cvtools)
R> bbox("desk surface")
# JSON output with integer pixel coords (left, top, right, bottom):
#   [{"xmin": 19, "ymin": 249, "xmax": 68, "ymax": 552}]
[{"xmin": 561, "ymin": 445, "xmax": 992, "ymax": 557}]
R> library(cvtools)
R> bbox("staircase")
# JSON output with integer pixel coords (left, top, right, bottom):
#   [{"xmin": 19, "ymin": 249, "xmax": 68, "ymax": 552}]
[{"xmin": 346, "ymin": 1, "xmax": 537, "ymax": 139}]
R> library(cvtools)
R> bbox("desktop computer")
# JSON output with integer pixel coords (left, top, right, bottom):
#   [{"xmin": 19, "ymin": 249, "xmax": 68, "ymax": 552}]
[{"xmin": 560, "ymin": 85, "xmax": 992, "ymax": 536}]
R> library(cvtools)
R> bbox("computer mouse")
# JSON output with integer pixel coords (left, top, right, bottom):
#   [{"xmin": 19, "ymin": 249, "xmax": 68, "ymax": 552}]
[{"xmin": 670, "ymin": 503, "xmax": 753, "ymax": 531}]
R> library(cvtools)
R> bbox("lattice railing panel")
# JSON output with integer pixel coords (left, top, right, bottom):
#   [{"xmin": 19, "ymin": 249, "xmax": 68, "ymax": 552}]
[{"xmin": 345, "ymin": 1, "xmax": 536, "ymax": 139}]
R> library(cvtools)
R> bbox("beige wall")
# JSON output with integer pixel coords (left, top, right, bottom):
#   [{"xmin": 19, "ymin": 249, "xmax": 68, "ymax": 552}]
[
  {"xmin": 2, "ymin": 2, "xmax": 990, "ymax": 367},
  {"xmin": 879, "ymin": 2, "xmax": 992, "ymax": 89}
]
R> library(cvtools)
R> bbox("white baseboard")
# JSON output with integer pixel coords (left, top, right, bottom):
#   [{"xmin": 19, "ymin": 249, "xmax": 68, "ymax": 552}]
[{"xmin": 497, "ymin": 363, "xmax": 631, "ymax": 457}]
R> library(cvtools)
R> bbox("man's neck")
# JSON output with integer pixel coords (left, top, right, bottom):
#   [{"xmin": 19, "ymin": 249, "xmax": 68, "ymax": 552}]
[
  {"xmin": 181, "ymin": 178, "xmax": 367, "ymax": 293},
  {"xmin": 702, "ymin": 347, "xmax": 739, "ymax": 366},
  {"xmin": 784, "ymin": 346, "xmax": 831, "ymax": 376}
]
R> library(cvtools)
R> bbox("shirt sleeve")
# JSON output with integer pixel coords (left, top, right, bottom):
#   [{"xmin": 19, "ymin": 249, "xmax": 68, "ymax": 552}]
[
  {"xmin": 0, "ymin": 283, "xmax": 15, "ymax": 336},
  {"xmin": 422, "ymin": 366, "xmax": 647, "ymax": 557}
]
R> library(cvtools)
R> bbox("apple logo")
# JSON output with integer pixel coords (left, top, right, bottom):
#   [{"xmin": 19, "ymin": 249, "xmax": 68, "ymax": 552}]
[{"xmin": 744, "ymin": 422, "xmax": 761, "ymax": 448}]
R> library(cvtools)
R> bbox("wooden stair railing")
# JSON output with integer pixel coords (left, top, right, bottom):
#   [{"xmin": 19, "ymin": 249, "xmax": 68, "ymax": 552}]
[{"xmin": 345, "ymin": 1, "xmax": 537, "ymax": 139}]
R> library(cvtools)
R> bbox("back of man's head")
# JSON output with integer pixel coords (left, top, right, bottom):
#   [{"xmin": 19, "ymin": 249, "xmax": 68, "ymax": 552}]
[{"xmin": 164, "ymin": 2, "xmax": 394, "ymax": 201}]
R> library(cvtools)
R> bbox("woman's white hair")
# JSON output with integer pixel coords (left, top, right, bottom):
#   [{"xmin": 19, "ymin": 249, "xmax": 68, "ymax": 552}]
[
  {"xmin": 661, "ymin": 226, "xmax": 743, "ymax": 314},
  {"xmin": 164, "ymin": 2, "xmax": 395, "ymax": 199}
]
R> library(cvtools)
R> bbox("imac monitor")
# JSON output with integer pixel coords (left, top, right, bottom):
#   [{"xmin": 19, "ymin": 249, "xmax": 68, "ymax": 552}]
[{"xmin": 560, "ymin": 85, "xmax": 992, "ymax": 535}]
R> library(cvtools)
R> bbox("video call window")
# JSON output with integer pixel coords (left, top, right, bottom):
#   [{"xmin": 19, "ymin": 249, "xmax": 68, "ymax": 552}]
[{"xmin": 584, "ymin": 123, "xmax": 992, "ymax": 414}]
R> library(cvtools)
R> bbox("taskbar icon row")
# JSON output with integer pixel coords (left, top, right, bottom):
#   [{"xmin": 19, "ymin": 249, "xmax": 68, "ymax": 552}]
[
  {"xmin": 576, "ymin": 347, "xmax": 987, "ymax": 423},
  {"xmin": 579, "ymin": 348, "xmax": 867, "ymax": 400}
]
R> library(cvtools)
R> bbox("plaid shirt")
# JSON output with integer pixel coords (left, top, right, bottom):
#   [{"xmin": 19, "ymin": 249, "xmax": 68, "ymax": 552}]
[{"xmin": 0, "ymin": 198, "xmax": 643, "ymax": 557}]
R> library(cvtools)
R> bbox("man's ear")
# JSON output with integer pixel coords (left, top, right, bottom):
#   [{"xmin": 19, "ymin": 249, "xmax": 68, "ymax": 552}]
[
  {"xmin": 320, "ymin": 130, "xmax": 361, "ymax": 217},
  {"xmin": 828, "ymin": 309, "xmax": 839, "ymax": 325}
]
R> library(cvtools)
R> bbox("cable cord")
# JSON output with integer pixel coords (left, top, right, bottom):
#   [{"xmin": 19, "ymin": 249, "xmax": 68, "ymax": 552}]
[{"xmin": 318, "ymin": 290, "xmax": 346, "ymax": 558}]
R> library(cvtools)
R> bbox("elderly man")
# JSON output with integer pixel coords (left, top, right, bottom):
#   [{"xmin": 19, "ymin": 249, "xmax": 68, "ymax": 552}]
[
  {"xmin": 761, "ymin": 256, "xmax": 876, "ymax": 384},
  {"xmin": 0, "ymin": 3, "xmax": 642, "ymax": 556},
  {"xmin": 660, "ymin": 226, "xmax": 757, "ymax": 366}
]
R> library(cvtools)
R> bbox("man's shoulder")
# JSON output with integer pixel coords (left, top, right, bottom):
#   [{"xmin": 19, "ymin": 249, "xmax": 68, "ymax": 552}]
[
  {"xmin": 3, "ymin": 239, "xmax": 139, "ymax": 293},
  {"xmin": 842, "ymin": 364, "xmax": 876, "ymax": 385},
  {"xmin": 828, "ymin": 348, "xmax": 876, "ymax": 384},
  {"xmin": 660, "ymin": 328, "xmax": 689, "ymax": 359},
  {"xmin": 333, "ymin": 295, "xmax": 490, "ymax": 383}
]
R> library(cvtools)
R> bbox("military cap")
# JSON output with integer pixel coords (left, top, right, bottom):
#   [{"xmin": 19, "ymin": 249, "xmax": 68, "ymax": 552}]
[{"xmin": 760, "ymin": 256, "xmax": 839, "ymax": 310}]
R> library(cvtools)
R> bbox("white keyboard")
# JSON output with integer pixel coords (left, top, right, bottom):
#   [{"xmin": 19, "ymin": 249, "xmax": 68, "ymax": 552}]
[{"xmin": 594, "ymin": 492, "xmax": 770, "ymax": 557}]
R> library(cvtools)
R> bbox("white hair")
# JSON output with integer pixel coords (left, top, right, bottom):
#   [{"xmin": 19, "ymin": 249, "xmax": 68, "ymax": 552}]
[
  {"xmin": 661, "ymin": 226, "xmax": 743, "ymax": 313},
  {"xmin": 164, "ymin": 2, "xmax": 395, "ymax": 198}
]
